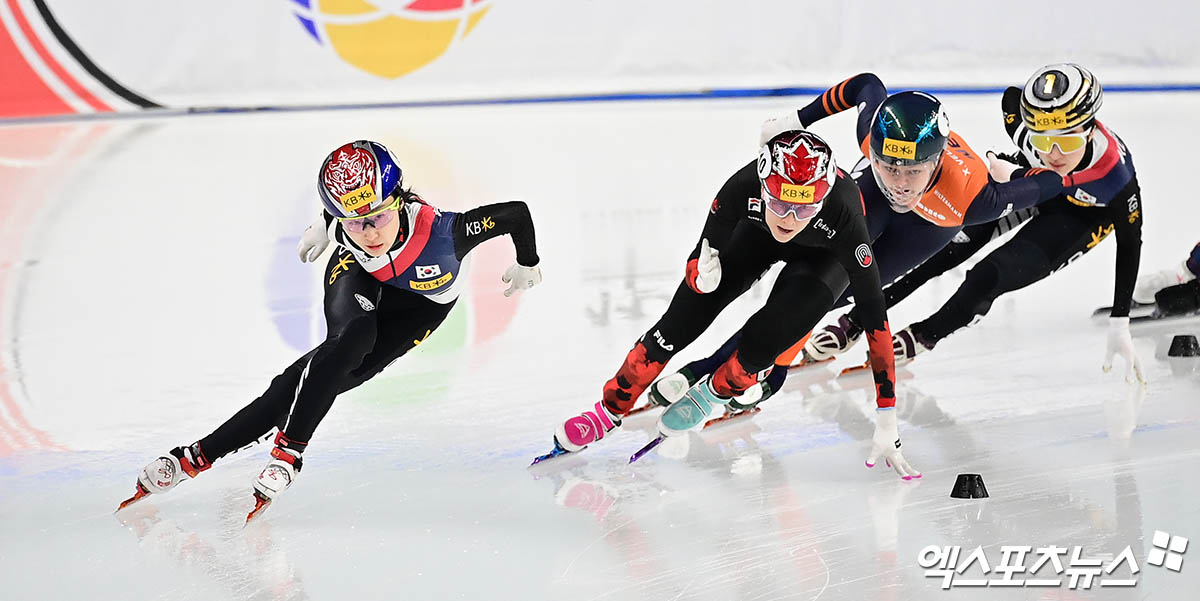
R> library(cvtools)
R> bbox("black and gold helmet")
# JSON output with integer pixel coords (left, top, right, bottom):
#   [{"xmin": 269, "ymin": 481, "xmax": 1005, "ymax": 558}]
[{"xmin": 1020, "ymin": 63, "xmax": 1103, "ymax": 133}]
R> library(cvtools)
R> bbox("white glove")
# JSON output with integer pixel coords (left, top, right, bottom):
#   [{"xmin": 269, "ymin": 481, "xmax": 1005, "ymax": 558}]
[
  {"xmin": 297, "ymin": 215, "xmax": 330, "ymax": 263},
  {"xmin": 502, "ymin": 263, "xmax": 542, "ymax": 297},
  {"xmin": 866, "ymin": 408, "xmax": 921, "ymax": 480},
  {"xmin": 1103, "ymin": 317, "xmax": 1146, "ymax": 385},
  {"xmin": 691, "ymin": 238, "xmax": 722, "ymax": 294},
  {"xmin": 985, "ymin": 151, "xmax": 1019, "ymax": 183},
  {"xmin": 758, "ymin": 110, "xmax": 804, "ymax": 146}
]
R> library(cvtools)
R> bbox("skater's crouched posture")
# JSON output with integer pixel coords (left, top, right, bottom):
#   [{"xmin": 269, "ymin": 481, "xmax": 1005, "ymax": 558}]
[
  {"xmin": 538, "ymin": 130, "xmax": 918, "ymax": 478},
  {"xmin": 119, "ymin": 140, "xmax": 543, "ymax": 521}
]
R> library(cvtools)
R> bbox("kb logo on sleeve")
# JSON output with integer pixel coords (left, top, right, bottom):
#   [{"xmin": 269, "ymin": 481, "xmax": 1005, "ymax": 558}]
[{"xmin": 466, "ymin": 216, "xmax": 495, "ymax": 236}]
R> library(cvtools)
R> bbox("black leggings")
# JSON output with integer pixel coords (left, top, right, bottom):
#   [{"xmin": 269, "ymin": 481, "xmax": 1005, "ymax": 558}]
[
  {"xmin": 882, "ymin": 207, "xmax": 1039, "ymax": 309},
  {"xmin": 199, "ymin": 249, "xmax": 454, "ymax": 460},
  {"xmin": 642, "ymin": 223, "xmax": 847, "ymax": 374},
  {"xmin": 910, "ymin": 202, "xmax": 1112, "ymax": 343}
]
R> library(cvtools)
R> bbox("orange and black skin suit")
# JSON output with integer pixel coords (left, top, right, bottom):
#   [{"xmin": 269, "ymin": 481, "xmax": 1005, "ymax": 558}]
[
  {"xmin": 600, "ymin": 159, "xmax": 898, "ymax": 416},
  {"xmin": 678, "ymin": 73, "xmax": 1073, "ymax": 401}
]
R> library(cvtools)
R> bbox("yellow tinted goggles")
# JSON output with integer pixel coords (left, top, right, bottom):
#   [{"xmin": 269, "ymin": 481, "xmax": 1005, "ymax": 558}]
[{"xmin": 1030, "ymin": 132, "xmax": 1089, "ymax": 154}]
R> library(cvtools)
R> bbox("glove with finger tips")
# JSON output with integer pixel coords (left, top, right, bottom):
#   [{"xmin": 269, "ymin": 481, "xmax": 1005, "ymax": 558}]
[
  {"xmin": 866, "ymin": 408, "xmax": 921, "ymax": 480},
  {"xmin": 1103, "ymin": 316, "xmax": 1147, "ymax": 385},
  {"xmin": 297, "ymin": 214, "xmax": 330, "ymax": 263},
  {"xmin": 985, "ymin": 151, "xmax": 1021, "ymax": 184},
  {"xmin": 502, "ymin": 263, "xmax": 542, "ymax": 297}
]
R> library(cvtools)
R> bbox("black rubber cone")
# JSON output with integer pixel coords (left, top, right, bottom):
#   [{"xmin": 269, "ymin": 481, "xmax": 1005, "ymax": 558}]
[
  {"xmin": 1168, "ymin": 334, "xmax": 1199, "ymax": 357},
  {"xmin": 950, "ymin": 473, "xmax": 989, "ymax": 499}
]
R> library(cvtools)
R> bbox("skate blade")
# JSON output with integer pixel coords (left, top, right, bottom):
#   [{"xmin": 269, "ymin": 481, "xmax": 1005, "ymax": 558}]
[
  {"xmin": 629, "ymin": 435, "xmax": 666, "ymax": 464},
  {"xmin": 529, "ymin": 440, "xmax": 570, "ymax": 466},
  {"xmin": 115, "ymin": 482, "xmax": 151, "ymax": 513},
  {"xmin": 787, "ymin": 356, "xmax": 834, "ymax": 371},
  {"xmin": 245, "ymin": 492, "xmax": 272, "ymax": 525},
  {"xmin": 703, "ymin": 407, "xmax": 760, "ymax": 429},
  {"xmin": 838, "ymin": 361, "xmax": 871, "ymax": 378}
]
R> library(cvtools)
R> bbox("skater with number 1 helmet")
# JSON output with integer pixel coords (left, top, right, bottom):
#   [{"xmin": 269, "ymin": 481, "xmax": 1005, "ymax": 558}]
[
  {"xmin": 117, "ymin": 140, "xmax": 543, "ymax": 522},
  {"xmin": 536, "ymin": 129, "xmax": 918, "ymax": 478}
]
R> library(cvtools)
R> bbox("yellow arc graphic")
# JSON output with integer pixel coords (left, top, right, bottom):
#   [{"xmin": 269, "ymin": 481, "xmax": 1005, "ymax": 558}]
[{"xmin": 319, "ymin": 0, "xmax": 491, "ymax": 79}]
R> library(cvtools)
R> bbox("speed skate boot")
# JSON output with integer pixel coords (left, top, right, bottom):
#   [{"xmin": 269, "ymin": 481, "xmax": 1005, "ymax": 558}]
[
  {"xmin": 557, "ymin": 402, "xmax": 622, "ymax": 452},
  {"xmin": 646, "ymin": 367, "xmax": 698, "ymax": 409},
  {"xmin": 892, "ymin": 327, "xmax": 935, "ymax": 365},
  {"xmin": 247, "ymin": 432, "xmax": 305, "ymax": 524},
  {"xmin": 1133, "ymin": 260, "xmax": 1196, "ymax": 305},
  {"xmin": 659, "ymin": 376, "xmax": 728, "ymax": 436},
  {"xmin": 533, "ymin": 341, "xmax": 663, "ymax": 464},
  {"xmin": 805, "ymin": 313, "xmax": 863, "ymax": 360},
  {"xmin": 1154, "ymin": 279, "xmax": 1200, "ymax": 317},
  {"xmin": 632, "ymin": 370, "xmax": 746, "ymax": 465},
  {"xmin": 702, "ymin": 352, "xmax": 774, "ymax": 427},
  {"xmin": 117, "ymin": 443, "xmax": 212, "ymax": 511}
]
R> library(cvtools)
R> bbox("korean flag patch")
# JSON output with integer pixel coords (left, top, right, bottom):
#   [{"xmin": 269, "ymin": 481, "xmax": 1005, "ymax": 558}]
[{"xmin": 416, "ymin": 264, "xmax": 442, "ymax": 279}]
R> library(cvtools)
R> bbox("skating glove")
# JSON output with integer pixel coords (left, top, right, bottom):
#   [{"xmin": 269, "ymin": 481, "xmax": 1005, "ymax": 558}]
[
  {"xmin": 297, "ymin": 214, "xmax": 330, "ymax": 263},
  {"xmin": 1103, "ymin": 317, "xmax": 1147, "ymax": 385},
  {"xmin": 985, "ymin": 151, "xmax": 1021, "ymax": 183},
  {"xmin": 866, "ymin": 408, "xmax": 921, "ymax": 480},
  {"xmin": 502, "ymin": 263, "xmax": 542, "ymax": 297},
  {"xmin": 993, "ymin": 150, "xmax": 1031, "ymax": 168},
  {"xmin": 758, "ymin": 111, "xmax": 804, "ymax": 146},
  {"xmin": 686, "ymin": 238, "xmax": 722, "ymax": 294}
]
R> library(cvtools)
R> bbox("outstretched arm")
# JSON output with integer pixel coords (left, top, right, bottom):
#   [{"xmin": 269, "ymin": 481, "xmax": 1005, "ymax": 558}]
[
  {"xmin": 763, "ymin": 74, "xmax": 888, "ymax": 149},
  {"xmin": 453, "ymin": 201, "xmax": 540, "ymax": 266},
  {"xmin": 1108, "ymin": 179, "xmax": 1144, "ymax": 318},
  {"xmin": 794, "ymin": 73, "xmax": 888, "ymax": 147}
]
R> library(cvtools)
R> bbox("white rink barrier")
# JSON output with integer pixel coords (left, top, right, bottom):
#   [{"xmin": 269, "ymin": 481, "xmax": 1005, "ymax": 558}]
[{"xmin": 2, "ymin": 0, "xmax": 1199, "ymax": 119}]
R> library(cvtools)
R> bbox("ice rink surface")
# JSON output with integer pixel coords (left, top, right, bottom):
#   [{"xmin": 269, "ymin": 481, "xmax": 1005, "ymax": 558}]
[{"xmin": 2, "ymin": 92, "xmax": 1199, "ymax": 600}]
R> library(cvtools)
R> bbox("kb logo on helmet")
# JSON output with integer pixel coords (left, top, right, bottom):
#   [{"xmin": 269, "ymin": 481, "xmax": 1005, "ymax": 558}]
[
  {"xmin": 882, "ymin": 138, "xmax": 916, "ymax": 160},
  {"xmin": 1036, "ymin": 115, "xmax": 1067, "ymax": 128},
  {"xmin": 1031, "ymin": 107, "xmax": 1071, "ymax": 130},
  {"xmin": 339, "ymin": 185, "xmax": 377, "ymax": 213},
  {"xmin": 780, "ymin": 183, "xmax": 816, "ymax": 203}
]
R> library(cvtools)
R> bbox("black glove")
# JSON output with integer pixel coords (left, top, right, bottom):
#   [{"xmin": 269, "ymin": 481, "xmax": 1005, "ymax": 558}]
[{"xmin": 994, "ymin": 150, "xmax": 1031, "ymax": 169}]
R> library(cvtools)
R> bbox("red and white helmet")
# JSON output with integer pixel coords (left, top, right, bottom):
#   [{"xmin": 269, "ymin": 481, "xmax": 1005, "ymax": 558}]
[{"xmin": 757, "ymin": 130, "xmax": 837, "ymax": 220}]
